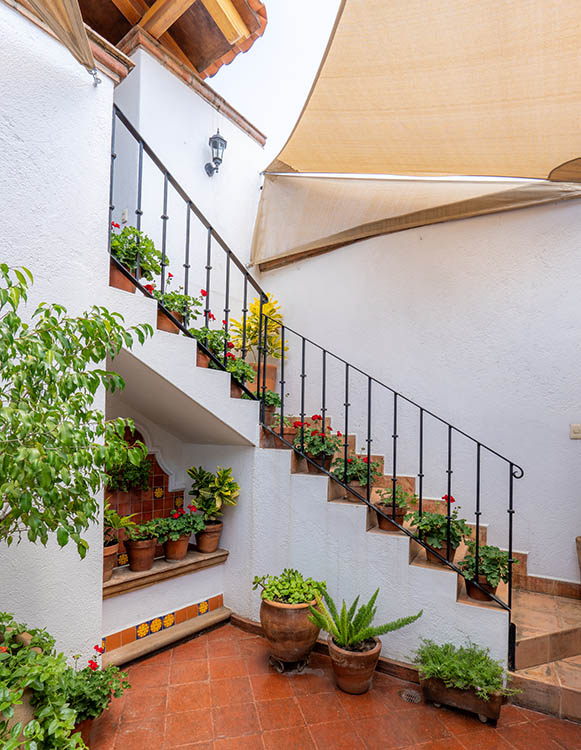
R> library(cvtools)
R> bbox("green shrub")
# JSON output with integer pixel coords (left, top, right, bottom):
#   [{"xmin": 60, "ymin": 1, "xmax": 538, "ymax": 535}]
[
  {"xmin": 406, "ymin": 507, "xmax": 471, "ymax": 550},
  {"xmin": 187, "ymin": 466, "xmax": 240, "ymax": 522},
  {"xmin": 459, "ymin": 542, "xmax": 514, "ymax": 587},
  {"xmin": 252, "ymin": 568, "xmax": 326, "ymax": 604},
  {"xmin": 63, "ymin": 650, "xmax": 129, "ymax": 722},
  {"xmin": 106, "ymin": 452, "xmax": 150, "ymax": 493},
  {"xmin": 375, "ymin": 485, "xmax": 417, "ymax": 510},
  {"xmin": 331, "ymin": 456, "xmax": 382, "ymax": 486},
  {"xmin": 110, "ymin": 224, "xmax": 163, "ymax": 281},
  {"xmin": 125, "ymin": 520, "xmax": 159, "ymax": 542}
]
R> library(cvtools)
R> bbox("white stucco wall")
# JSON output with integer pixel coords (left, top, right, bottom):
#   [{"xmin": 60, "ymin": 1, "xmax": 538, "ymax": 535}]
[
  {"xmin": 259, "ymin": 201, "xmax": 581, "ymax": 585},
  {"xmin": 0, "ymin": 3, "xmax": 115, "ymax": 655}
]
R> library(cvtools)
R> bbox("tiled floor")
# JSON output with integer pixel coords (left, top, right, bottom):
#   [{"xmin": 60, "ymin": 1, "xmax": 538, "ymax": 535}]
[
  {"xmin": 92, "ymin": 623, "xmax": 581, "ymax": 749},
  {"xmin": 512, "ymin": 590, "xmax": 581, "ymax": 640}
]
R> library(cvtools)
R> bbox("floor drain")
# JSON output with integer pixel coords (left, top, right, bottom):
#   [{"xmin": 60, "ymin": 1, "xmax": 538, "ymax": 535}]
[{"xmin": 399, "ymin": 688, "xmax": 422, "ymax": 704}]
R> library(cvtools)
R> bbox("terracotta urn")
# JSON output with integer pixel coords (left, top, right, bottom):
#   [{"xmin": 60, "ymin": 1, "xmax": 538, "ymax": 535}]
[
  {"xmin": 262, "ymin": 404, "xmax": 275, "ymax": 427},
  {"xmin": 125, "ymin": 538, "xmax": 157, "ymax": 571},
  {"xmin": 163, "ymin": 534, "xmax": 190, "ymax": 561},
  {"xmin": 109, "ymin": 258, "xmax": 135, "ymax": 293},
  {"xmin": 157, "ymin": 309, "xmax": 183, "ymax": 334},
  {"xmin": 304, "ymin": 453, "xmax": 332, "ymax": 474},
  {"xmin": 260, "ymin": 599, "xmax": 320, "ymax": 664},
  {"xmin": 425, "ymin": 542, "xmax": 457, "ymax": 565},
  {"xmin": 103, "ymin": 543, "xmax": 118, "ymax": 582},
  {"xmin": 196, "ymin": 348, "xmax": 211, "ymax": 368},
  {"xmin": 230, "ymin": 379, "xmax": 244, "ymax": 398},
  {"xmin": 327, "ymin": 635, "xmax": 382, "ymax": 694},
  {"xmin": 251, "ymin": 362, "xmax": 277, "ymax": 392},
  {"xmin": 375, "ymin": 504, "xmax": 406, "ymax": 531},
  {"xmin": 465, "ymin": 575, "xmax": 497, "ymax": 602},
  {"xmin": 420, "ymin": 677, "xmax": 504, "ymax": 724},
  {"xmin": 74, "ymin": 718, "xmax": 94, "ymax": 746},
  {"xmin": 196, "ymin": 521, "xmax": 223, "ymax": 553}
]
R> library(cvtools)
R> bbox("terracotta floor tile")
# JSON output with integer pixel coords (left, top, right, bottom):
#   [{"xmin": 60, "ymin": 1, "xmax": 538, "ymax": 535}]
[
  {"xmin": 211, "ymin": 675, "xmax": 254, "ymax": 707},
  {"xmin": 457, "ymin": 728, "xmax": 519, "ymax": 749},
  {"xmin": 555, "ymin": 658, "xmax": 581, "ymax": 690},
  {"xmin": 139, "ymin": 649, "xmax": 172, "ymax": 666},
  {"xmin": 213, "ymin": 702, "xmax": 260, "ymax": 739},
  {"xmin": 536, "ymin": 716, "xmax": 581, "ymax": 749},
  {"xmin": 352, "ymin": 714, "xmax": 412, "ymax": 749},
  {"xmin": 394, "ymin": 706, "xmax": 451, "ymax": 744},
  {"xmin": 245, "ymin": 651, "xmax": 277, "ymax": 675},
  {"xmin": 495, "ymin": 704, "xmax": 539, "ymax": 727},
  {"xmin": 309, "ymin": 718, "xmax": 366, "ymax": 749},
  {"xmin": 262, "ymin": 726, "xmax": 316, "ymax": 749},
  {"xmin": 91, "ymin": 714, "xmax": 118, "ymax": 750},
  {"xmin": 166, "ymin": 682, "xmax": 211, "ymax": 713},
  {"xmin": 208, "ymin": 637, "xmax": 242, "ymax": 658},
  {"xmin": 114, "ymin": 717, "xmax": 165, "ymax": 750},
  {"xmin": 435, "ymin": 705, "xmax": 492, "ymax": 735},
  {"xmin": 250, "ymin": 672, "xmax": 295, "ymax": 701},
  {"xmin": 126, "ymin": 663, "xmax": 170, "ymax": 689},
  {"xmin": 169, "ymin": 658, "xmax": 209, "ymax": 685},
  {"xmin": 122, "ymin": 686, "xmax": 168, "ymax": 720},
  {"xmin": 209, "ymin": 656, "xmax": 248, "ymax": 680},
  {"xmin": 164, "ymin": 709, "xmax": 213, "ymax": 746},
  {"xmin": 172, "ymin": 637, "xmax": 209, "ymax": 662},
  {"xmin": 412, "ymin": 739, "xmax": 466, "ymax": 750},
  {"xmin": 297, "ymin": 690, "xmax": 345, "ymax": 724},
  {"xmin": 290, "ymin": 668, "xmax": 336, "ymax": 696},
  {"xmin": 239, "ymin": 637, "xmax": 272, "ymax": 658},
  {"xmin": 214, "ymin": 735, "xmax": 265, "ymax": 750},
  {"xmin": 497, "ymin": 721, "xmax": 564, "ymax": 749},
  {"xmin": 163, "ymin": 743, "xmax": 212, "ymax": 750},
  {"xmin": 337, "ymin": 686, "xmax": 401, "ymax": 719},
  {"xmin": 256, "ymin": 696, "xmax": 305, "ymax": 731},
  {"xmin": 207, "ymin": 624, "xmax": 245, "ymax": 641}
]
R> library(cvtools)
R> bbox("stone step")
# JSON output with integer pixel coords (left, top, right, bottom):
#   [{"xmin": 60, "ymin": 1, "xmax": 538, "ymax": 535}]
[{"xmin": 511, "ymin": 654, "xmax": 581, "ymax": 722}]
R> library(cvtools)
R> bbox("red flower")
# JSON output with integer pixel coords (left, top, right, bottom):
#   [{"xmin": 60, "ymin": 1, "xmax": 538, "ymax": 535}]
[
  {"xmin": 172, "ymin": 511, "xmax": 180, "ymax": 519},
  {"xmin": 111, "ymin": 221, "xmax": 120, "ymax": 229},
  {"xmin": 94, "ymin": 644, "xmax": 104, "ymax": 654},
  {"xmin": 208, "ymin": 312, "xmax": 216, "ymax": 321},
  {"xmin": 200, "ymin": 289, "xmax": 207, "ymax": 297},
  {"xmin": 293, "ymin": 421, "xmax": 303, "ymax": 428},
  {"xmin": 167, "ymin": 272, "xmax": 173, "ymax": 279},
  {"xmin": 442, "ymin": 494, "xmax": 455, "ymax": 503},
  {"xmin": 187, "ymin": 503, "xmax": 197, "ymax": 512},
  {"xmin": 336, "ymin": 431, "xmax": 342, "ymax": 436},
  {"xmin": 311, "ymin": 414, "xmax": 322, "ymax": 421},
  {"xmin": 143, "ymin": 284, "xmax": 155, "ymax": 294},
  {"xmin": 304, "ymin": 423, "xmax": 311, "ymax": 428},
  {"xmin": 227, "ymin": 342, "xmax": 234, "ymax": 349},
  {"xmin": 88, "ymin": 659, "xmax": 98, "ymax": 671},
  {"xmin": 222, "ymin": 320, "xmax": 228, "ymax": 327},
  {"xmin": 0, "ymin": 646, "xmax": 7, "ymax": 653},
  {"xmin": 226, "ymin": 352, "xmax": 236, "ymax": 359},
  {"xmin": 347, "ymin": 458, "xmax": 352, "ymax": 464},
  {"xmin": 363, "ymin": 457, "xmax": 368, "ymax": 463}
]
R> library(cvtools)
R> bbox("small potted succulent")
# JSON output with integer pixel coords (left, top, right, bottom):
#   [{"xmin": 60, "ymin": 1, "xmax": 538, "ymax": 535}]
[
  {"xmin": 109, "ymin": 222, "xmax": 163, "ymax": 293},
  {"xmin": 253, "ymin": 568, "xmax": 326, "ymax": 671},
  {"xmin": 309, "ymin": 589, "xmax": 422, "ymax": 694},
  {"xmin": 459, "ymin": 542, "xmax": 514, "ymax": 601},
  {"xmin": 103, "ymin": 503, "xmax": 136, "ymax": 582},
  {"xmin": 414, "ymin": 639, "xmax": 518, "ymax": 724},
  {"xmin": 124, "ymin": 520, "xmax": 160, "ymax": 572},
  {"xmin": 187, "ymin": 466, "xmax": 240, "ymax": 552},
  {"xmin": 144, "ymin": 277, "xmax": 203, "ymax": 334},
  {"xmin": 374, "ymin": 485, "xmax": 417, "ymax": 531},
  {"xmin": 293, "ymin": 416, "xmax": 342, "ymax": 473},
  {"xmin": 407, "ymin": 501, "xmax": 472, "ymax": 564},
  {"xmin": 331, "ymin": 455, "xmax": 382, "ymax": 500},
  {"xmin": 156, "ymin": 505, "xmax": 206, "ymax": 561}
]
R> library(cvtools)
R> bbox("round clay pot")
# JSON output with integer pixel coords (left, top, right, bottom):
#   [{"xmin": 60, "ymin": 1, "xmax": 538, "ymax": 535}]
[
  {"xmin": 328, "ymin": 635, "xmax": 382, "ymax": 694},
  {"xmin": 465, "ymin": 575, "xmax": 497, "ymax": 602},
  {"xmin": 157, "ymin": 309, "xmax": 183, "ymax": 334},
  {"xmin": 109, "ymin": 258, "xmax": 135, "ymax": 293},
  {"xmin": 196, "ymin": 349, "xmax": 210, "ymax": 368},
  {"xmin": 262, "ymin": 404, "xmax": 275, "ymax": 426},
  {"xmin": 251, "ymin": 362, "xmax": 277, "ymax": 392},
  {"xmin": 375, "ymin": 505, "xmax": 406, "ymax": 531},
  {"xmin": 163, "ymin": 534, "xmax": 190, "ymax": 561},
  {"xmin": 103, "ymin": 542, "xmax": 119, "ymax": 582},
  {"xmin": 260, "ymin": 599, "xmax": 320, "ymax": 664},
  {"xmin": 125, "ymin": 538, "xmax": 157, "ymax": 571},
  {"xmin": 425, "ymin": 543, "xmax": 457, "ymax": 565},
  {"xmin": 304, "ymin": 453, "xmax": 332, "ymax": 474},
  {"xmin": 74, "ymin": 717, "xmax": 94, "ymax": 746},
  {"xmin": 230, "ymin": 380, "xmax": 244, "ymax": 398},
  {"xmin": 196, "ymin": 522, "xmax": 223, "ymax": 553}
]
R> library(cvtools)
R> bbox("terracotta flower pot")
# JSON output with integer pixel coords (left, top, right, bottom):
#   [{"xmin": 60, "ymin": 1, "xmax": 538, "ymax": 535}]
[
  {"xmin": 328, "ymin": 635, "xmax": 382, "ymax": 694},
  {"xmin": 420, "ymin": 677, "xmax": 504, "ymax": 724},
  {"xmin": 425, "ymin": 542, "xmax": 457, "ymax": 565},
  {"xmin": 157, "ymin": 309, "xmax": 183, "ymax": 334},
  {"xmin": 109, "ymin": 258, "xmax": 135, "ymax": 293},
  {"xmin": 196, "ymin": 349, "xmax": 210, "ymax": 368},
  {"xmin": 262, "ymin": 404, "xmax": 275, "ymax": 426},
  {"xmin": 260, "ymin": 599, "xmax": 320, "ymax": 664},
  {"xmin": 576, "ymin": 536, "xmax": 581, "ymax": 577},
  {"xmin": 375, "ymin": 504, "xmax": 407, "ymax": 531},
  {"xmin": 125, "ymin": 538, "xmax": 157, "ymax": 571},
  {"xmin": 230, "ymin": 379, "xmax": 244, "ymax": 398},
  {"xmin": 103, "ymin": 542, "xmax": 119, "ymax": 582},
  {"xmin": 163, "ymin": 534, "xmax": 190, "ymax": 561},
  {"xmin": 74, "ymin": 718, "xmax": 94, "ymax": 746},
  {"xmin": 304, "ymin": 453, "xmax": 332, "ymax": 474},
  {"xmin": 251, "ymin": 362, "xmax": 277, "ymax": 392},
  {"xmin": 465, "ymin": 575, "xmax": 498, "ymax": 602},
  {"xmin": 196, "ymin": 521, "xmax": 223, "ymax": 553}
]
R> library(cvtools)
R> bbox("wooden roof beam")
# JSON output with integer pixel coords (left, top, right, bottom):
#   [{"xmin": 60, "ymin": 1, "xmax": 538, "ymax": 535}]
[
  {"xmin": 200, "ymin": 0, "xmax": 250, "ymax": 44},
  {"xmin": 138, "ymin": 0, "xmax": 197, "ymax": 39}
]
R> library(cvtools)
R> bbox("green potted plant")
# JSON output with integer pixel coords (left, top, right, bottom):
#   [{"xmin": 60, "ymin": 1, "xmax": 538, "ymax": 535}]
[
  {"xmin": 124, "ymin": 520, "xmax": 160, "ymax": 572},
  {"xmin": 309, "ymin": 589, "xmax": 422, "ymax": 694},
  {"xmin": 143, "ymin": 277, "xmax": 203, "ymax": 334},
  {"xmin": 414, "ymin": 639, "xmax": 518, "ymax": 724},
  {"xmin": 406, "ymin": 502, "xmax": 472, "ymax": 564},
  {"xmin": 331, "ymin": 455, "xmax": 382, "ymax": 500},
  {"xmin": 187, "ymin": 466, "xmax": 240, "ymax": 552},
  {"xmin": 224, "ymin": 355, "xmax": 256, "ymax": 398},
  {"xmin": 293, "ymin": 416, "xmax": 343, "ymax": 473},
  {"xmin": 155, "ymin": 505, "xmax": 206, "ymax": 561},
  {"xmin": 242, "ymin": 388, "xmax": 281, "ymax": 426},
  {"xmin": 103, "ymin": 503, "xmax": 136, "ymax": 582},
  {"xmin": 190, "ymin": 325, "xmax": 228, "ymax": 368},
  {"xmin": 374, "ymin": 485, "xmax": 417, "ymax": 531},
  {"xmin": 253, "ymin": 568, "xmax": 326, "ymax": 671},
  {"xmin": 109, "ymin": 222, "xmax": 163, "ymax": 293},
  {"xmin": 106, "ymin": 449, "xmax": 150, "ymax": 494},
  {"xmin": 459, "ymin": 542, "xmax": 514, "ymax": 601}
]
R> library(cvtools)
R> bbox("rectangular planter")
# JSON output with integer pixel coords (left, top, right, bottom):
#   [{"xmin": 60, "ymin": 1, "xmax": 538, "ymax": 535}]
[{"xmin": 419, "ymin": 677, "xmax": 504, "ymax": 723}]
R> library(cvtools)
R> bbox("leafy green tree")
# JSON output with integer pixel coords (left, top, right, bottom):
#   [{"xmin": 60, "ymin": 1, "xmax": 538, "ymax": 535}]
[{"xmin": 0, "ymin": 264, "xmax": 152, "ymax": 557}]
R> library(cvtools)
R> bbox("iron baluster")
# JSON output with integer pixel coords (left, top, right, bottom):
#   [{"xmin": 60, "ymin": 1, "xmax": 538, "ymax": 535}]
[
  {"xmin": 160, "ymin": 171, "xmax": 169, "ymax": 292},
  {"xmin": 256, "ymin": 296, "xmax": 264, "ymax": 403},
  {"xmin": 279, "ymin": 325, "xmax": 285, "ymax": 437},
  {"xmin": 418, "ymin": 408, "xmax": 424, "ymax": 522},
  {"xmin": 446, "ymin": 425, "xmax": 453, "ymax": 561},
  {"xmin": 135, "ymin": 139, "xmax": 144, "ymax": 281},
  {"xmin": 204, "ymin": 227, "xmax": 212, "ymax": 345},
  {"xmin": 475, "ymin": 443, "xmax": 482, "ymax": 579},
  {"xmin": 343, "ymin": 364, "xmax": 350, "ymax": 483},
  {"xmin": 223, "ymin": 250, "xmax": 231, "ymax": 367},
  {"xmin": 184, "ymin": 202, "xmax": 191, "ymax": 299},
  {"xmin": 300, "ymin": 337, "xmax": 306, "ymax": 452},
  {"xmin": 261, "ymin": 314, "xmax": 268, "ymax": 415},
  {"xmin": 241, "ymin": 273, "xmax": 249, "ymax": 360},
  {"xmin": 321, "ymin": 350, "xmax": 327, "ymax": 437},
  {"xmin": 508, "ymin": 464, "xmax": 516, "ymax": 611},
  {"xmin": 366, "ymin": 377, "xmax": 372, "ymax": 504},
  {"xmin": 392, "ymin": 392, "xmax": 398, "ymax": 520},
  {"xmin": 108, "ymin": 108, "xmax": 117, "ymax": 252}
]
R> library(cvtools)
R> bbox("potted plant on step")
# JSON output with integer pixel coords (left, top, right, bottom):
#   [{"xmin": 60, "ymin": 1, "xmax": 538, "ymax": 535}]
[
  {"xmin": 190, "ymin": 325, "xmax": 228, "ymax": 367},
  {"xmin": 253, "ymin": 568, "xmax": 326, "ymax": 672},
  {"xmin": 144, "ymin": 277, "xmax": 203, "ymax": 334},
  {"xmin": 124, "ymin": 520, "xmax": 160, "ymax": 572},
  {"xmin": 331, "ymin": 455, "xmax": 382, "ymax": 500},
  {"xmin": 109, "ymin": 222, "xmax": 163, "ymax": 293},
  {"xmin": 103, "ymin": 503, "xmax": 136, "ymax": 582},
  {"xmin": 293, "ymin": 417, "xmax": 342, "ymax": 473},
  {"xmin": 156, "ymin": 505, "xmax": 206, "ymax": 561},
  {"xmin": 187, "ymin": 466, "xmax": 240, "ymax": 552},
  {"xmin": 459, "ymin": 542, "xmax": 514, "ymax": 601},
  {"xmin": 224, "ymin": 355, "xmax": 256, "ymax": 398},
  {"xmin": 309, "ymin": 589, "xmax": 422, "ymax": 694},
  {"xmin": 243, "ymin": 388, "xmax": 282, "ymax": 426},
  {"xmin": 414, "ymin": 639, "xmax": 518, "ymax": 724},
  {"xmin": 406, "ymin": 505, "xmax": 472, "ymax": 564},
  {"xmin": 374, "ymin": 485, "xmax": 417, "ymax": 531}
]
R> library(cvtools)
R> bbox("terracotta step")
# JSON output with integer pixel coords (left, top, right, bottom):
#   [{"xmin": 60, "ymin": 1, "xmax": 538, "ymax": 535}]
[{"xmin": 511, "ymin": 654, "xmax": 581, "ymax": 721}]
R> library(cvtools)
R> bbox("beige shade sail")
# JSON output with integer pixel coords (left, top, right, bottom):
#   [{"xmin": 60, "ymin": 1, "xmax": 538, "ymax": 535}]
[
  {"xmin": 26, "ymin": 0, "xmax": 95, "ymax": 70},
  {"xmin": 273, "ymin": 0, "xmax": 581, "ymax": 179}
]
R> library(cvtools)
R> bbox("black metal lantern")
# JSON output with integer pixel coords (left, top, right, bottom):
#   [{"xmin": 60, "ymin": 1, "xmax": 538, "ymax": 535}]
[{"xmin": 205, "ymin": 130, "xmax": 227, "ymax": 176}]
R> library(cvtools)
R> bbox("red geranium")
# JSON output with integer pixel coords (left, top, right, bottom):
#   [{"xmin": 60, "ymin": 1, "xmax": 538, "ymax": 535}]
[
  {"xmin": 143, "ymin": 283, "xmax": 155, "ymax": 294},
  {"xmin": 222, "ymin": 320, "xmax": 228, "ymax": 327},
  {"xmin": 442, "ymin": 494, "xmax": 455, "ymax": 503},
  {"xmin": 363, "ymin": 457, "xmax": 368, "ymax": 463},
  {"xmin": 111, "ymin": 221, "xmax": 120, "ymax": 229},
  {"xmin": 0, "ymin": 646, "xmax": 7, "ymax": 653},
  {"xmin": 347, "ymin": 458, "xmax": 352, "ymax": 464},
  {"xmin": 226, "ymin": 352, "xmax": 236, "ymax": 359},
  {"xmin": 311, "ymin": 414, "xmax": 322, "ymax": 421},
  {"xmin": 200, "ymin": 289, "xmax": 207, "ymax": 297},
  {"xmin": 94, "ymin": 644, "xmax": 104, "ymax": 654},
  {"xmin": 227, "ymin": 342, "xmax": 235, "ymax": 349},
  {"xmin": 293, "ymin": 421, "xmax": 303, "ymax": 428},
  {"xmin": 208, "ymin": 312, "xmax": 215, "ymax": 321},
  {"xmin": 88, "ymin": 659, "xmax": 98, "ymax": 671},
  {"xmin": 187, "ymin": 503, "xmax": 197, "ymax": 512}
]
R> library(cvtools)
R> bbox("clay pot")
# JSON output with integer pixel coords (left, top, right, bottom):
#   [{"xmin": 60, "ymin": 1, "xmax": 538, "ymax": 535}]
[
  {"xmin": 375, "ymin": 504, "xmax": 406, "ymax": 531},
  {"xmin": 125, "ymin": 538, "xmax": 157, "ymax": 571},
  {"xmin": 420, "ymin": 677, "xmax": 504, "ymax": 724},
  {"xmin": 262, "ymin": 404, "xmax": 275, "ymax": 426},
  {"xmin": 304, "ymin": 453, "xmax": 332, "ymax": 474},
  {"xmin": 328, "ymin": 635, "xmax": 381, "ymax": 694},
  {"xmin": 465, "ymin": 575, "xmax": 498, "ymax": 602},
  {"xmin": 109, "ymin": 258, "xmax": 135, "ymax": 293},
  {"xmin": 74, "ymin": 718, "xmax": 94, "ymax": 746},
  {"xmin": 576, "ymin": 536, "xmax": 581, "ymax": 577},
  {"xmin": 196, "ymin": 349, "xmax": 211, "ymax": 368},
  {"xmin": 425, "ymin": 543, "xmax": 457, "ymax": 565},
  {"xmin": 251, "ymin": 362, "xmax": 277, "ymax": 392},
  {"xmin": 163, "ymin": 534, "xmax": 190, "ymax": 561},
  {"xmin": 103, "ymin": 542, "xmax": 119, "ymax": 582},
  {"xmin": 157, "ymin": 309, "xmax": 183, "ymax": 334},
  {"xmin": 260, "ymin": 599, "xmax": 320, "ymax": 664},
  {"xmin": 196, "ymin": 522, "xmax": 223, "ymax": 553},
  {"xmin": 230, "ymin": 379, "xmax": 244, "ymax": 398}
]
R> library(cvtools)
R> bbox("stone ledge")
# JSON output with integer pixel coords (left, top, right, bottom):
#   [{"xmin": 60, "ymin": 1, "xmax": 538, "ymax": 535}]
[{"xmin": 103, "ymin": 548, "xmax": 229, "ymax": 599}]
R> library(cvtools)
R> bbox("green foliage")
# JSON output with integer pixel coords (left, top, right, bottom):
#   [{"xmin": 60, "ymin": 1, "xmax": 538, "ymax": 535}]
[
  {"xmin": 230, "ymin": 293, "xmax": 287, "ymax": 360},
  {"xmin": 459, "ymin": 542, "xmax": 514, "ymax": 587},
  {"xmin": 155, "ymin": 509, "xmax": 206, "ymax": 543},
  {"xmin": 187, "ymin": 466, "xmax": 240, "ymax": 521},
  {"xmin": 64, "ymin": 654, "xmax": 129, "ymax": 722},
  {"xmin": 309, "ymin": 589, "xmax": 422, "ymax": 650},
  {"xmin": 252, "ymin": 568, "xmax": 326, "ymax": 604},
  {"xmin": 413, "ymin": 639, "xmax": 519, "ymax": 700},
  {"xmin": 223, "ymin": 356, "xmax": 255, "ymax": 385},
  {"xmin": 376, "ymin": 485, "xmax": 418, "ymax": 510},
  {"xmin": 190, "ymin": 327, "xmax": 228, "ymax": 357},
  {"xmin": 145, "ymin": 278, "xmax": 203, "ymax": 320},
  {"xmin": 110, "ymin": 224, "xmax": 163, "ymax": 281},
  {"xmin": 106, "ymin": 450, "xmax": 150, "ymax": 494},
  {"xmin": 125, "ymin": 520, "xmax": 159, "ymax": 542},
  {"xmin": 242, "ymin": 389, "xmax": 281, "ymax": 407},
  {"xmin": 331, "ymin": 456, "xmax": 382, "ymax": 486},
  {"xmin": 292, "ymin": 419, "xmax": 342, "ymax": 457},
  {"xmin": 0, "ymin": 265, "xmax": 152, "ymax": 557},
  {"xmin": 406, "ymin": 508, "xmax": 471, "ymax": 551},
  {"xmin": 103, "ymin": 503, "xmax": 136, "ymax": 547},
  {"xmin": 272, "ymin": 414, "xmax": 292, "ymax": 428}
]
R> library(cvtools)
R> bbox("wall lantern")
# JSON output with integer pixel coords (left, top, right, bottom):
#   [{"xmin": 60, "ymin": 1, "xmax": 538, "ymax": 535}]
[{"xmin": 205, "ymin": 130, "xmax": 227, "ymax": 176}]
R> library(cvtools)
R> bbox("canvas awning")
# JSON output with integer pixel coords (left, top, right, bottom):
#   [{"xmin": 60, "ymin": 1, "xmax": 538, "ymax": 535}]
[{"xmin": 26, "ymin": 0, "xmax": 95, "ymax": 70}]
